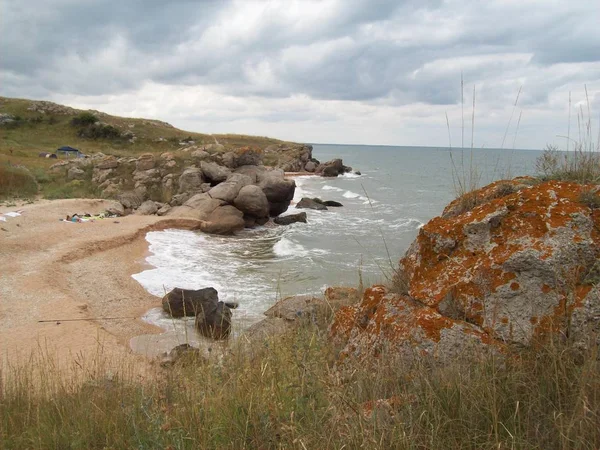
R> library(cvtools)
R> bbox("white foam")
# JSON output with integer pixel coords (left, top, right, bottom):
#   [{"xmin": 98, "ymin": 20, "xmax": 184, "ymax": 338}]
[
  {"xmin": 341, "ymin": 172, "xmax": 361, "ymax": 178},
  {"xmin": 273, "ymin": 237, "xmax": 308, "ymax": 258},
  {"xmin": 343, "ymin": 190, "xmax": 360, "ymax": 199},
  {"xmin": 322, "ymin": 185, "xmax": 343, "ymax": 192}
]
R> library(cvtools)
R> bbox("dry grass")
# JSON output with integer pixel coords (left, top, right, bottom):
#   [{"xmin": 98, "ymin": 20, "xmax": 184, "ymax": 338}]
[{"xmin": 1, "ymin": 319, "xmax": 598, "ymax": 449}]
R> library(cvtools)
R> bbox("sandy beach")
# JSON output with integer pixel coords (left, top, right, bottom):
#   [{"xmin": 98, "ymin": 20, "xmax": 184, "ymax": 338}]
[{"xmin": 0, "ymin": 199, "xmax": 202, "ymax": 370}]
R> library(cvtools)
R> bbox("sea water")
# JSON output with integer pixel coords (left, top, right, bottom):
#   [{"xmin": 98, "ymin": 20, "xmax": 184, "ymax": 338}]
[{"xmin": 131, "ymin": 145, "xmax": 542, "ymax": 340}]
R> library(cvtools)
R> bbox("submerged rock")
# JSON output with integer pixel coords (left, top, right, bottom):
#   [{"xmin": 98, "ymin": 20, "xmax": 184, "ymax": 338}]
[
  {"xmin": 274, "ymin": 212, "xmax": 307, "ymax": 225},
  {"xmin": 296, "ymin": 197, "xmax": 327, "ymax": 210}
]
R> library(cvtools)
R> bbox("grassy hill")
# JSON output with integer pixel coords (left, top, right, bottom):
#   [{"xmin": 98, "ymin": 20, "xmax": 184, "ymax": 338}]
[{"xmin": 0, "ymin": 96, "xmax": 294, "ymax": 200}]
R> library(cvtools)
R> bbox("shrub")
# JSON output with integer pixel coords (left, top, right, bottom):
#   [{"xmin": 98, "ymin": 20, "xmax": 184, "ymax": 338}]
[
  {"xmin": 77, "ymin": 123, "xmax": 121, "ymax": 140},
  {"xmin": 0, "ymin": 164, "xmax": 38, "ymax": 199},
  {"xmin": 70, "ymin": 112, "xmax": 98, "ymax": 127}
]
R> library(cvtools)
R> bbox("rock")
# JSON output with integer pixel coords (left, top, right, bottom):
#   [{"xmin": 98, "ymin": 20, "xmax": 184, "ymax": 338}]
[
  {"xmin": 50, "ymin": 160, "xmax": 70, "ymax": 172},
  {"xmin": 399, "ymin": 179, "xmax": 600, "ymax": 347},
  {"xmin": 235, "ymin": 147, "xmax": 263, "ymax": 166},
  {"xmin": 160, "ymin": 344, "xmax": 206, "ymax": 368},
  {"xmin": 135, "ymin": 200, "xmax": 158, "ymax": 215},
  {"xmin": 178, "ymin": 168, "xmax": 205, "ymax": 193},
  {"xmin": 296, "ymin": 197, "xmax": 328, "ymax": 210},
  {"xmin": 263, "ymin": 144, "xmax": 313, "ymax": 171},
  {"xmin": 118, "ymin": 191, "xmax": 144, "ymax": 210},
  {"xmin": 264, "ymin": 295, "xmax": 326, "ymax": 322},
  {"xmin": 243, "ymin": 317, "xmax": 291, "ymax": 341},
  {"xmin": 169, "ymin": 193, "xmax": 225, "ymax": 220},
  {"xmin": 323, "ymin": 200, "xmax": 343, "ymax": 207},
  {"xmin": 95, "ymin": 157, "xmax": 119, "ymax": 170},
  {"xmin": 136, "ymin": 153, "xmax": 155, "ymax": 171},
  {"xmin": 233, "ymin": 185, "xmax": 270, "ymax": 219},
  {"xmin": 220, "ymin": 152, "xmax": 237, "ymax": 169},
  {"xmin": 169, "ymin": 192, "xmax": 192, "ymax": 206},
  {"xmin": 160, "ymin": 152, "xmax": 175, "ymax": 161},
  {"xmin": 200, "ymin": 205, "xmax": 245, "ymax": 235},
  {"xmin": 316, "ymin": 159, "xmax": 351, "ymax": 177},
  {"xmin": 201, "ymin": 161, "xmax": 231, "ymax": 184},
  {"xmin": 191, "ymin": 150, "xmax": 210, "ymax": 161},
  {"xmin": 195, "ymin": 301, "xmax": 233, "ymax": 340},
  {"xmin": 274, "ymin": 212, "xmax": 307, "ymax": 225},
  {"xmin": 162, "ymin": 287, "xmax": 219, "ymax": 317},
  {"xmin": 235, "ymin": 165, "xmax": 268, "ymax": 183},
  {"xmin": 259, "ymin": 173, "xmax": 296, "ymax": 216},
  {"xmin": 304, "ymin": 161, "xmax": 317, "ymax": 172},
  {"xmin": 208, "ymin": 173, "xmax": 253, "ymax": 203},
  {"xmin": 330, "ymin": 286, "xmax": 501, "ymax": 362},
  {"xmin": 156, "ymin": 204, "xmax": 171, "ymax": 216},
  {"xmin": 105, "ymin": 202, "xmax": 125, "ymax": 217},
  {"xmin": 324, "ymin": 287, "xmax": 360, "ymax": 309},
  {"xmin": 354, "ymin": 171, "xmax": 361, "ymax": 176},
  {"xmin": 202, "ymin": 143, "xmax": 225, "ymax": 153},
  {"xmin": 67, "ymin": 167, "xmax": 86, "ymax": 180}
]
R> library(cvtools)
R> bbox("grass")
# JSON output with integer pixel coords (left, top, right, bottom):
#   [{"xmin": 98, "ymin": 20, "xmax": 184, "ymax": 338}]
[
  {"xmin": 0, "ymin": 96, "xmax": 293, "ymax": 200},
  {"xmin": 0, "ymin": 164, "xmax": 38, "ymax": 199},
  {"xmin": 1, "ymin": 319, "xmax": 598, "ymax": 449},
  {"xmin": 536, "ymin": 87, "xmax": 600, "ymax": 184}
]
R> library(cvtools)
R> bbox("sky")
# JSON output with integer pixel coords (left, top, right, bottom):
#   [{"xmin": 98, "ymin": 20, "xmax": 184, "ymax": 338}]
[{"xmin": 2, "ymin": 0, "xmax": 600, "ymax": 149}]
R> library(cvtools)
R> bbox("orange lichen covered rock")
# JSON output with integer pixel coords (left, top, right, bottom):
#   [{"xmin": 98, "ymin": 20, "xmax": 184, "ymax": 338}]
[
  {"xmin": 331, "ymin": 286, "xmax": 500, "ymax": 361},
  {"xmin": 400, "ymin": 180, "xmax": 600, "ymax": 345}
]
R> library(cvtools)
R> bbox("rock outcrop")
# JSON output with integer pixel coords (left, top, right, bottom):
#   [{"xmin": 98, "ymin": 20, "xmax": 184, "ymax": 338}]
[
  {"xmin": 331, "ymin": 179, "xmax": 600, "ymax": 361},
  {"xmin": 316, "ymin": 159, "xmax": 352, "ymax": 177}
]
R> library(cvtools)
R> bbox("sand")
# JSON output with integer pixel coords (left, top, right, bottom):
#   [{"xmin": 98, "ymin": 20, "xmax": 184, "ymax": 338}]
[{"xmin": 0, "ymin": 199, "xmax": 202, "ymax": 371}]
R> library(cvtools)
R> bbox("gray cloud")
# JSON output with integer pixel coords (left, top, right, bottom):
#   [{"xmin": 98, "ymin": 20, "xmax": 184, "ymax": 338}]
[{"xmin": 1, "ymin": 0, "xmax": 599, "ymax": 148}]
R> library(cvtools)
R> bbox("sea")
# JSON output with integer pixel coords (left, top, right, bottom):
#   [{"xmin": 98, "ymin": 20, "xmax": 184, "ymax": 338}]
[{"xmin": 130, "ymin": 145, "xmax": 542, "ymax": 349}]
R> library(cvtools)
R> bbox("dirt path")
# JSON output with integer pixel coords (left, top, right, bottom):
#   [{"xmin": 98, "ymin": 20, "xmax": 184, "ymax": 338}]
[{"xmin": 0, "ymin": 199, "xmax": 201, "ymax": 371}]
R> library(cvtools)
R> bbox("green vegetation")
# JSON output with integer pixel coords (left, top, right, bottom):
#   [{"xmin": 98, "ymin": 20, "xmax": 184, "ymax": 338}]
[
  {"xmin": 1, "ymin": 319, "xmax": 598, "ymax": 449},
  {"xmin": 0, "ymin": 164, "xmax": 38, "ymax": 199},
  {"xmin": 0, "ymin": 96, "xmax": 293, "ymax": 200}
]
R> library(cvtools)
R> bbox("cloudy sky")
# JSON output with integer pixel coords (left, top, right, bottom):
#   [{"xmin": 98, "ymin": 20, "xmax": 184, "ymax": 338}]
[{"xmin": 2, "ymin": 0, "xmax": 599, "ymax": 149}]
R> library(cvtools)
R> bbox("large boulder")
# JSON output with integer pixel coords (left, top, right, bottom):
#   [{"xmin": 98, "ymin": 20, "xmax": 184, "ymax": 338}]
[
  {"xmin": 235, "ymin": 165, "xmax": 268, "ymax": 183},
  {"xmin": 208, "ymin": 173, "xmax": 253, "ymax": 203},
  {"xmin": 331, "ymin": 286, "xmax": 501, "ymax": 362},
  {"xmin": 201, "ymin": 161, "xmax": 231, "ymax": 184},
  {"xmin": 162, "ymin": 287, "xmax": 219, "ymax": 318},
  {"xmin": 234, "ymin": 185, "xmax": 270, "ymax": 219},
  {"xmin": 95, "ymin": 157, "xmax": 119, "ymax": 170},
  {"xmin": 105, "ymin": 201, "xmax": 125, "ymax": 217},
  {"xmin": 234, "ymin": 147, "xmax": 263, "ymax": 166},
  {"xmin": 296, "ymin": 197, "xmax": 327, "ymax": 210},
  {"xmin": 259, "ymin": 172, "xmax": 296, "ymax": 216},
  {"xmin": 169, "ymin": 193, "xmax": 224, "ymax": 220},
  {"xmin": 118, "ymin": 191, "xmax": 144, "ymax": 210},
  {"xmin": 136, "ymin": 153, "xmax": 155, "ymax": 171},
  {"xmin": 135, "ymin": 200, "xmax": 158, "ymax": 215},
  {"xmin": 200, "ymin": 205, "xmax": 245, "ymax": 235},
  {"xmin": 399, "ymin": 179, "xmax": 600, "ymax": 347},
  {"xmin": 178, "ymin": 168, "xmax": 205, "ymax": 193},
  {"xmin": 274, "ymin": 212, "xmax": 307, "ymax": 225},
  {"xmin": 67, "ymin": 167, "xmax": 86, "ymax": 180},
  {"xmin": 195, "ymin": 300, "xmax": 233, "ymax": 340}
]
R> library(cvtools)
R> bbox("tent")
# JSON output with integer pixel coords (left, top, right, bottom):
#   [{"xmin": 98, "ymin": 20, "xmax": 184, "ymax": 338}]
[{"xmin": 56, "ymin": 146, "xmax": 85, "ymax": 158}]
